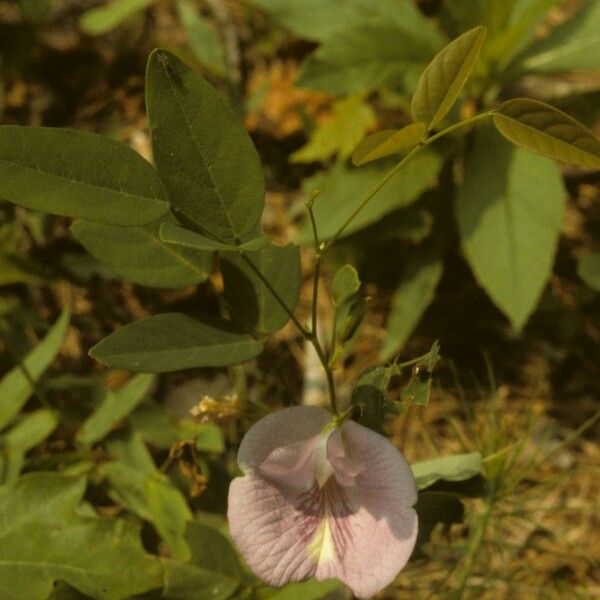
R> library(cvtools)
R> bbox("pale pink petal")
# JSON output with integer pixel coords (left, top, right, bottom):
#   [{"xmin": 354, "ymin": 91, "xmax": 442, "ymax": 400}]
[
  {"xmin": 238, "ymin": 406, "xmax": 330, "ymax": 472},
  {"xmin": 312, "ymin": 420, "xmax": 418, "ymax": 598},
  {"xmin": 228, "ymin": 474, "xmax": 321, "ymax": 586}
]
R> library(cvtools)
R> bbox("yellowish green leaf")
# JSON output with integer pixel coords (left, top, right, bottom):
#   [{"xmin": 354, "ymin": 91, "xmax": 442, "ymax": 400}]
[
  {"xmin": 352, "ymin": 122, "xmax": 426, "ymax": 166},
  {"xmin": 291, "ymin": 95, "xmax": 375, "ymax": 163},
  {"xmin": 412, "ymin": 26, "xmax": 487, "ymax": 128},
  {"xmin": 493, "ymin": 98, "xmax": 600, "ymax": 169}
]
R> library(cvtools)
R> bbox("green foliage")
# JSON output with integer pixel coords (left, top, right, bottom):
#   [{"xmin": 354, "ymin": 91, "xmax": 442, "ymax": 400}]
[
  {"xmin": 300, "ymin": 151, "xmax": 442, "ymax": 241},
  {"xmin": 412, "ymin": 452, "xmax": 482, "ymax": 489},
  {"xmin": 0, "ymin": 473, "xmax": 163, "ymax": 600},
  {"xmin": 80, "ymin": 0, "xmax": 153, "ymax": 35},
  {"xmin": 146, "ymin": 49, "xmax": 264, "ymax": 244},
  {"xmin": 0, "ymin": 126, "xmax": 170, "ymax": 226},
  {"xmin": 71, "ymin": 219, "xmax": 212, "ymax": 288},
  {"xmin": 291, "ymin": 95, "xmax": 375, "ymax": 163},
  {"xmin": 352, "ymin": 122, "xmax": 426, "ymax": 166},
  {"xmin": 296, "ymin": 24, "xmax": 439, "ymax": 95},
  {"xmin": 250, "ymin": 0, "xmax": 443, "ymax": 45},
  {"xmin": 493, "ymin": 98, "xmax": 600, "ymax": 169},
  {"xmin": 412, "ymin": 26, "xmax": 487, "ymax": 129},
  {"xmin": 577, "ymin": 253, "xmax": 600, "ymax": 292},
  {"xmin": 400, "ymin": 341, "xmax": 440, "ymax": 407},
  {"xmin": 222, "ymin": 244, "xmax": 301, "ymax": 334},
  {"xmin": 332, "ymin": 264, "xmax": 361, "ymax": 306},
  {"xmin": 90, "ymin": 313, "xmax": 264, "ymax": 372},
  {"xmin": 159, "ymin": 222, "xmax": 269, "ymax": 253},
  {"xmin": 381, "ymin": 250, "xmax": 443, "ymax": 360},
  {"xmin": 76, "ymin": 374, "xmax": 155, "ymax": 447},
  {"xmin": 517, "ymin": 0, "xmax": 600, "ymax": 72},
  {"xmin": 176, "ymin": 0, "xmax": 226, "ymax": 76},
  {"xmin": 456, "ymin": 125, "xmax": 566, "ymax": 331},
  {"xmin": 0, "ymin": 309, "xmax": 70, "ymax": 429}
]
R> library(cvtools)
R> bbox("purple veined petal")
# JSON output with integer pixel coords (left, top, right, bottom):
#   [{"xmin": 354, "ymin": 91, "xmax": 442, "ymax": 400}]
[
  {"xmin": 228, "ymin": 474, "xmax": 320, "ymax": 587},
  {"xmin": 238, "ymin": 406, "xmax": 331, "ymax": 473},
  {"xmin": 229, "ymin": 412, "xmax": 418, "ymax": 599}
]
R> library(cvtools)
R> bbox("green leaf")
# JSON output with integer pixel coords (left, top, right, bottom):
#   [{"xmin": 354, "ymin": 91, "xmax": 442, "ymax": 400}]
[
  {"xmin": 351, "ymin": 366, "xmax": 390, "ymax": 433},
  {"xmin": 400, "ymin": 341, "xmax": 440, "ymax": 407},
  {"xmin": 76, "ymin": 374, "xmax": 155, "ymax": 446},
  {"xmin": 291, "ymin": 95, "xmax": 376, "ymax": 163},
  {"xmin": 176, "ymin": 0, "xmax": 226, "ymax": 76},
  {"xmin": 79, "ymin": 0, "xmax": 152, "ymax": 35},
  {"xmin": 146, "ymin": 474, "xmax": 193, "ymax": 560},
  {"xmin": 296, "ymin": 24, "xmax": 439, "ymax": 95},
  {"xmin": 184, "ymin": 521, "xmax": 243, "ymax": 580},
  {"xmin": 0, "ymin": 254, "xmax": 44, "ymax": 286},
  {"xmin": 221, "ymin": 244, "xmax": 301, "ymax": 334},
  {"xmin": 493, "ymin": 98, "xmax": 600, "ymax": 170},
  {"xmin": 0, "ymin": 472, "xmax": 163, "ymax": 600},
  {"xmin": 352, "ymin": 122, "xmax": 426, "ymax": 166},
  {"xmin": 380, "ymin": 251, "xmax": 443, "ymax": 360},
  {"xmin": 332, "ymin": 264, "xmax": 361, "ymax": 306},
  {"xmin": 262, "ymin": 579, "xmax": 341, "ymax": 599},
  {"xmin": 2, "ymin": 409, "xmax": 58, "ymax": 450},
  {"xmin": 159, "ymin": 222, "xmax": 269, "ymax": 253},
  {"xmin": 455, "ymin": 125, "xmax": 566, "ymax": 331},
  {"xmin": 250, "ymin": 0, "xmax": 444, "ymax": 44},
  {"xmin": 177, "ymin": 420, "xmax": 225, "ymax": 453},
  {"xmin": 577, "ymin": 253, "xmax": 600, "ymax": 292},
  {"xmin": 146, "ymin": 49, "xmax": 264, "ymax": 243},
  {"xmin": 412, "ymin": 452, "xmax": 482, "ymax": 489},
  {"xmin": 162, "ymin": 560, "xmax": 238, "ymax": 600},
  {"xmin": 412, "ymin": 26, "xmax": 486, "ymax": 129},
  {"xmin": 90, "ymin": 313, "xmax": 264, "ymax": 372},
  {"xmin": 299, "ymin": 151, "xmax": 442, "ymax": 241},
  {"xmin": 71, "ymin": 219, "xmax": 211, "ymax": 288},
  {"xmin": 517, "ymin": 1, "xmax": 600, "ymax": 72},
  {"xmin": 105, "ymin": 430, "xmax": 156, "ymax": 474},
  {"xmin": 0, "ymin": 308, "xmax": 70, "ymax": 430},
  {"xmin": 0, "ymin": 126, "xmax": 169, "ymax": 226},
  {"xmin": 130, "ymin": 402, "xmax": 178, "ymax": 449}
]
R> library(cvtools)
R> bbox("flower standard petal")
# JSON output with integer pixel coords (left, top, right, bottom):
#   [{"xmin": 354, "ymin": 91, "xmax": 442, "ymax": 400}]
[
  {"xmin": 238, "ymin": 405, "xmax": 330, "ymax": 472},
  {"xmin": 228, "ymin": 407, "xmax": 419, "ymax": 599}
]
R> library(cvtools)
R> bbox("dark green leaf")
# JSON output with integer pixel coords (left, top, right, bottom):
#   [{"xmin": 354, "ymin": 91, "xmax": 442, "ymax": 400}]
[
  {"xmin": 493, "ymin": 98, "xmax": 600, "ymax": 169},
  {"xmin": 162, "ymin": 560, "xmax": 238, "ymax": 600},
  {"xmin": 90, "ymin": 313, "xmax": 264, "ymax": 372},
  {"xmin": 412, "ymin": 26, "xmax": 486, "ymax": 129},
  {"xmin": 299, "ymin": 151, "xmax": 442, "ymax": 241},
  {"xmin": 79, "ymin": 0, "xmax": 152, "ymax": 35},
  {"xmin": 261, "ymin": 579, "xmax": 341, "ymax": 599},
  {"xmin": 222, "ymin": 244, "xmax": 301, "ymax": 334},
  {"xmin": 146, "ymin": 49, "xmax": 264, "ymax": 243},
  {"xmin": 352, "ymin": 123, "xmax": 426, "ymax": 166},
  {"xmin": 380, "ymin": 251, "xmax": 443, "ymax": 360},
  {"xmin": 0, "ymin": 126, "xmax": 169, "ymax": 226},
  {"xmin": 71, "ymin": 219, "xmax": 211, "ymax": 288},
  {"xmin": 159, "ymin": 222, "xmax": 269, "ymax": 253},
  {"xmin": 412, "ymin": 452, "xmax": 482, "ymax": 489},
  {"xmin": 76, "ymin": 374, "xmax": 155, "ymax": 446},
  {"xmin": 351, "ymin": 366, "xmax": 390, "ymax": 433},
  {"xmin": 0, "ymin": 473, "xmax": 163, "ymax": 600},
  {"xmin": 577, "ymin": 253, "xmax": 600, "ymax": 292},
  {"xmin": 2, "ymin": 409, "xmax": 58, "ymax": 450},
  {"xmin": 456, "ymin": 125, "xmax": 566, "ymax": 331},
  {"xmin": 0, "ymin": 308, "xmax": 70, "ymax": 430}
]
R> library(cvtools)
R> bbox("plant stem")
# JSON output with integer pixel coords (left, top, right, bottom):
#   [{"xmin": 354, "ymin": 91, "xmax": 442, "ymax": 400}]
[
  {"xmin": 241, "ymin": 252, "xmax": 339, "ymax": 414},
  {"xmin": 323, "ymin": 111, "xmax": 494, "ymax": 251},
  {"xmin": 241, "ymin": 253, "xmax": 310, "ymax": 338}
]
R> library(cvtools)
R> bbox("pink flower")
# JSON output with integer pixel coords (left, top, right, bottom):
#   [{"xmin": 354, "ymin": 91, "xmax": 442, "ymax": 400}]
[{"xmin": 227, "ymin": 406, "xmax": 418, "ymax": 599}]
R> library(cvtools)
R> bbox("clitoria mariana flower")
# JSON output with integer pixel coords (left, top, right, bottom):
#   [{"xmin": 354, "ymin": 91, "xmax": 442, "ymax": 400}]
[{"xmin": 227, "ymin": 406, "xmax": 418, "ymax": 599}]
